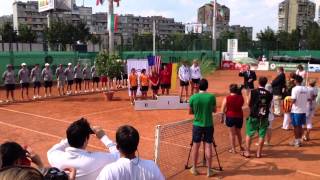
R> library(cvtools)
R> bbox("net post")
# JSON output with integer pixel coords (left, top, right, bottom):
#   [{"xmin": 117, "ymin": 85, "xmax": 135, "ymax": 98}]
[{"xmin": 154, "ymin": 125, "xmax": 161, "ymax": 165}]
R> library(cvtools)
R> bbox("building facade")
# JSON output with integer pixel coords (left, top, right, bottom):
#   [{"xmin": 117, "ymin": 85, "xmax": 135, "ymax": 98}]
[
  {"xmin": 278, "ymin": 0, "xmax": 316, "ymax": 33},
  {"xmin": 228, "ymin": 25, "xmax": 253, "ymax": 40},
  {"xmin": 197, "ymin": 2, "xmax": 230, "ymax": 38}
]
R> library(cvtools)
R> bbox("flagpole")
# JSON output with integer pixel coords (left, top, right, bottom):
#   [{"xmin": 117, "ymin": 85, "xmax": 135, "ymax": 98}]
[
  {"xmin": 212, "ymin": 0, "xmax": 217, "ymax": 52},
  {"xmin": 109, "ymin": 0, "xmax": 114, "ymax": 54},
  {"xmin": 153, "ymin": 19, "xmax": 156, "ymax": 56}
]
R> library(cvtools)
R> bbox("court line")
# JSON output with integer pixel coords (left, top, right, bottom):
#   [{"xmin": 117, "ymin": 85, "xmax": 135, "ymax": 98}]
[
  {"xmin": 0, "ymin": 107, "xmax": 154, "ymax": 142},
  {"xmin": 79, "ymin": 106, "xmax": 131, "ymax": 117},
  {"xmin": 0, "ymin": 120, "xmax": 105, "ymax": 151},
  {"xmin": 296, "ymin": 170, "xmax": 320, "ymax": 178}
]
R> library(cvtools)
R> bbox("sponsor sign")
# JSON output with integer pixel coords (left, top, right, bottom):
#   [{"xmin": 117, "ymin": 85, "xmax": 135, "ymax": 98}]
[
  {"xmin": 227, "ymin": 39, "xmax": 238, "ymax": 53},
  {"xmin": 308, "ymin": 64, "xmax": 320, "ymax": 72},
  {"xmin": 38, "ymin": 0, "xmax": 55, "ymax": 12},
  {"xmin": 222, "ymin": 52, "xmax": 248, "ymax": 61},
  {"xmin": 269, "ymin": 62, "xmax": 307, "ymax": 72}
]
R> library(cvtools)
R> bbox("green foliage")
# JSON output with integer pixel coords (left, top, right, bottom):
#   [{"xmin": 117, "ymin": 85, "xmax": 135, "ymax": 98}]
[
  {"xmin": 95, "ymin": 51, "xmax": 122, "ymax": 79},
  {"xmin": 18, "ymin": 24, "xmax": 37, "ymax": 43},
  {"xmin": 199, "ymin": 59, "xmax": 216, "ymax": 77},
  {"xmin": 0, "ymin": 22, "xmax": 17, "ymax": 42}
]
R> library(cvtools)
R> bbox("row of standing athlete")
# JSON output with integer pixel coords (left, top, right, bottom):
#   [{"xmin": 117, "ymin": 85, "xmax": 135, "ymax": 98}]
[{"xmin": 1, "ymin": 62, "xmax": 128, "ymax": 102}]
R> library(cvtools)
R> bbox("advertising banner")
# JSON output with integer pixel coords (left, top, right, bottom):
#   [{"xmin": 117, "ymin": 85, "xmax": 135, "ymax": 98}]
[
  {"xmin": 269, "ymin": 62, "xmax": 307, "ymax": 72},
  {"xmin": 308, "ymin": 64, "xmax": 320, "ymax": 72}
]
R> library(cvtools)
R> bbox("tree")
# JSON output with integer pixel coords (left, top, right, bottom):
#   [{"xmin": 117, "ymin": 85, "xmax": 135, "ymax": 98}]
[
  {"xmin": 0, "ymin": 22, "xmax": 17, "ymax": 42},
  {"xmin": 256, "ymin": 26, "xmax": 277, "ymax": 51},
  {"xmin": 304, "ymin": 22, "xmax": 320, "ymax": 50},
  {"xmin": 90, "ymin": 34, "xmax": 101, "ymax": 51},
  {"xmin": 238, "ymin": 29, "xmax": 252, "ymax": 51},
  {"xmin": 18, "ymin": 24, "xmax": 37, "ymax": 43}
]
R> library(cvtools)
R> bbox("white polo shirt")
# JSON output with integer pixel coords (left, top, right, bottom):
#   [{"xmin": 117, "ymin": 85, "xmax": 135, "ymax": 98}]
[
  {"xmin": 190, "ymin": 65, "xmax": 202, "ymax": 80},
  {"xmin": 291, "ymin": 85, "xmax": 308, "ymax": 114},
  {"xmin": 47, "ymin": 136, "xmax": 120, "ymax": 180},
  {"xmin": 178, "ymin": 65, "xmax": 190, "ymax": 82},
  {"xmin": 96, "ymin": 157, "xmax": 165, "ymax": 180}
]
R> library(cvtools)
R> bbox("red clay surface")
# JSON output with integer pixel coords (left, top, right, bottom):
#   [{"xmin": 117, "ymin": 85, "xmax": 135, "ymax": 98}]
[{"xmin": 0, "ymin": 70, "xmax": 319, "ymax": 180}]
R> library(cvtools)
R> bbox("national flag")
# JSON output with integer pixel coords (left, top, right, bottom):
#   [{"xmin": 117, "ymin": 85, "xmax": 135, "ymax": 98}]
[
  {"xmin": 96, "ymin": 0, "xmax": 104, "ymax": 6},
  {"xmin": 108, "ymin": 14, "xmax": 119, "ymax": 33},
  {"xmin": 147, "ymin": 55, "xmax": 162, "ymax": 74},
  {"xmin": 114, "ymin": 0, "xmax": 120, "ymax": 7}
]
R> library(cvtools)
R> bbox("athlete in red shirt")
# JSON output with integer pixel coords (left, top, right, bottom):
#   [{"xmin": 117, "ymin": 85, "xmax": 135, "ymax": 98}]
[{"xmin": 160, "ymin": 65, "xmax": 171, "ymax": 95}]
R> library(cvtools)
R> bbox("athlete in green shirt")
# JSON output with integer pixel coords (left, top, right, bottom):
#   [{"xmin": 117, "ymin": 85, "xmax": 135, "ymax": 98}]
[{"xmin": 189, "ymin": 79, "xmax": 217, "ymax": 177}]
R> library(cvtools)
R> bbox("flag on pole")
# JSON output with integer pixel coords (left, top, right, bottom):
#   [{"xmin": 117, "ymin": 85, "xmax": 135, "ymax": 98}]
[
  {"xmin": 96, "ymin": 0, "xmax": 104, "ymax": 6},
  {"xmin": 114, "ymin": 0, "xmax": 120, "ymax": 7},
  {"xmin": 108, "ymin": 14, "xmax": 119, "ymax": 33},
  {"xmin": 147, "ymin": 55, "xmax": 162, "ymax": 74}
]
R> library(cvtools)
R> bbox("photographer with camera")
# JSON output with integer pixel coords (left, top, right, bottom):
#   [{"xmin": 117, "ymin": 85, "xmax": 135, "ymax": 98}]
[
  {"xmin": 221, "ymin": 84, "xmax": 245, "ymax": 154},
  {"xmin": 239, "ymin": 65, "xmax": 256, "ymax": 97},
  {"xmin": 47, "ymin": 118, "xmax": 120, "ymax": 180}
]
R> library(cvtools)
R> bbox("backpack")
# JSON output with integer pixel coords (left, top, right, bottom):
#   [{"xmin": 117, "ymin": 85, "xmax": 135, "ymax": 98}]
[{"xmin": 250, "ymin": 88, "xmax": 272, "ymax": 119}]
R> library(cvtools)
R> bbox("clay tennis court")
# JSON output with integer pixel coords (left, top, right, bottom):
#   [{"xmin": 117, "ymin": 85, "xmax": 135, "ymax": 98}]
[{"xmin": 0, "ymin": 70, "xmax": 319, "ymax": 179}]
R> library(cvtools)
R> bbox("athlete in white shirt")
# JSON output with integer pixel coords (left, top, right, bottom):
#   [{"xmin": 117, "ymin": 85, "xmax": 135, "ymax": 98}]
[
  {"xmin": 190, "ymin": 60, "xmax": 202, "ymax": 95},
  {"xmin": 295, "ymin": 65, "xmax": 306, "ymax": 84},
  {"xmin": 97, "ymin": 125, "xmax": 165, "ymax": 180},
  {"xmin": 179, "ymin": 61, "xmax": 191, "ymax": 102},
  {"xmin": 47, "ymin": 118, "xmax": 120, "ymax": 180},
  {"xmin": 304, "ymin": 79, "xmax": 318, "ymax": 141},
  {"xmin": 290, "ymin": 75, "xmax": 308, "ymax": 147}
]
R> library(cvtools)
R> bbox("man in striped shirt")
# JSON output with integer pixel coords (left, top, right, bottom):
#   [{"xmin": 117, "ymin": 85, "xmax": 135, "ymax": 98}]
[
  {"xmin": 18, "ymin": 63, "xmax": 30, "ymax": 100},
  {"xmin": 42, "ymin": 63, "xmax": 53, "ymax": 97},
  {"xmin": 30, "ymin": 64, "xmax": 42, "ymax": 99},
  {"xmin": 91, "ymin": 64, "xmax": 100, "ymax": 92}
]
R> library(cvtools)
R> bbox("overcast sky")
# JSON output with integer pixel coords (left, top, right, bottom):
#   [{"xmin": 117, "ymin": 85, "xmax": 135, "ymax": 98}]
[{"xmin": 3, "ymin": 0, "xmax": 320, "ymax": 38}]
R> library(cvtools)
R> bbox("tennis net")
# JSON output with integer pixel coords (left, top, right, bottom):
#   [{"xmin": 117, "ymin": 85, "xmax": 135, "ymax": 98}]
[{"xmin": 154, "ymin": 108, "xmax": 249, "ymax": 178}]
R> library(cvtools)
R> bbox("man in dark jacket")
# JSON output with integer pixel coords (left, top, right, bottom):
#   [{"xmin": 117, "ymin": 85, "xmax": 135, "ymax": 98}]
[
  {"xmin": 239, "ymin": 65, "xmax": 257, "ymax": 96},
  {"xmin": 271, "ymin": 67, "xmax": 286, "ymax": 116}
]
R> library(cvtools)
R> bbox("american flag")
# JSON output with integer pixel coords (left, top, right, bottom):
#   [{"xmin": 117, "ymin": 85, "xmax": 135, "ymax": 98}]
[{"xmin": 147, "ymin": 55, "xmax": 162, "ymax": 74}]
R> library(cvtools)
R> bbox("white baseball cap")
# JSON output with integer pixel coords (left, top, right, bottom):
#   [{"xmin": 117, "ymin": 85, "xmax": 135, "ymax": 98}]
[
  {"xmin": 68, "ymin": 63, "xmax": 72, "ymax": 66},
  {"xmin": 45, "ymin": 63, "xmax": 50, "ymax": 66},
  {"xmin": 21, "ymin": 63, "xmax": 26, "ymax": 66}
]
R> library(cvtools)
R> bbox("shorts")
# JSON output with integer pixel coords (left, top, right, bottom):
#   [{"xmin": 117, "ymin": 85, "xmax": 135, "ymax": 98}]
[
  {"xmin": 123, "ymin": 74, "xmax": 128, "ymax": 80},
  {"xmin": 93, "ymin": 77, "xmax": 100, "ymax": 83},
  {"xmin": 101, "ymin": 76, "xmax": 108, "ymax": 83},
  {"xmin": 246, "ymin": 116, "xmax": 269, "ymax": 138},
  {"xmin": 67, "ymin": 80, "xmax": 74, "ymax": 85},
  {"xmin": 5, "ymin": 84, "xmax": 15, "ymax": 91},
  {"xmin": 180, "ymin": 80, "xmax": 189, "ymax": 87},
  {"xmin": 130, "ymin": 86, "xmax": 138, "ymax": 91},
  {"xmin": 151, "ymin": 85, "xmax": 159, "ymax": 91},
  {"xmin": 44, "ymin": 81, "xmax": 53, "ymax": 88},
  {"xmin": 33, "ymin": 81, "xmax": 41, "ymax": 88},
  {"xmin": 21, "ymin": 83, "xmax": 29, "ymax": 88},
  {"xmin": 75, "ymin": 78, "xmax": 82, "ymax": 84},
  {"xmin": 84, "ymin": 78, "xmax": 91, "ymax": 81},
  {"xmin": 116, "ymin": 75, "xmax": 122, "ymax": 80},
  {"xmin": 291, "ymin": 113, "xmax": 306, "ymax": 126},
  {"xmin": 191, "ymin": 79, "xmax": 200, "ymax": 84},
  {"xmin": 226, "ymin": 117, "xmax": 243, "ymax": 129},
  {"xmin": 57, "ymin": 80, "xmax": 64, "ymax": 87},
  {"xmin": 192, "ymin": 125, "xmax": 214, "ymax": 143},
  {"xmin": 161, "ymin": 84, "xmax": 171, "ymax": 89},
  {"xmin": 141, "ymin": 86, "xmax": 149, "ymax": 92}
]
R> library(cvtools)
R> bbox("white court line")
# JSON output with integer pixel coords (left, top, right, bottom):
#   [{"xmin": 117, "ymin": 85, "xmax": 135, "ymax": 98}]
[
  {"xmin": 0, "ymin": 107, "xmax": 154, "ymax": 142},
  {"xmin": 296, "ymin": 170, "xmax": 320, "ymax": 178},
  {"xmin": 0, "ymin": 120, "xmax": 105, "ymax": 151},
  {"xmin": 79, "ymin": 106, "xmax": 131, "ymax": 117}
]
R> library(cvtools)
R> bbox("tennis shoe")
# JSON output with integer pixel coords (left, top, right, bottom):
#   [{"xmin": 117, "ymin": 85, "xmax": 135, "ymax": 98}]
[
  {"xmin": 207, "ymin": 168, "xmax": 217, "ymax": 177},
  {"xmin": 189, "ymin": 167, "xmax": 199, "ymax": 176}
]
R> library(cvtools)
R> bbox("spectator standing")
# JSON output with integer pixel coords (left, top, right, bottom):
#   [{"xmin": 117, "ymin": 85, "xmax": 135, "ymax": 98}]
[
  {"xmin": 96, "ymin": 125, "xmax": 164, "ymax": 180},
  {"xmin": 221, "ymin": 84, "xmax": 245, "ymax": 154},
  {"xmin": 83, "ymin": 64, "xmax": 91, "ymax": 93},
  {"xmin": 271, "ymin": 67, "xmax": 286, "ymax": 116},
  {"xmin": 290, "ymin": 75, "xmax": 308, "ymax": 147},
  {"xmin": 91, "ymin": 64, "xmax": 100, "ymax": 92},
  {"xmin": 160, "ymin": 64, "xmax": 171, "ymax": 95},
  {"xmin": 74, "ymin": 63, "xmax": 83, "ymax": 94},
  {"xmin": 282, "ymin": 73, "xmax": 296, "ymax": 130},
  {"xmin": 303, "ymin": 79, "xmax": 318, "ymax": 141},
  {"xmin": 41, "ymin": 63, "xmax": 53, "ymax": 98},
  {"xmin": 189, "ymin": 79, "xmax": 217, "ymax": 177},
  {"xmin": 296, "ymin": 65, "xmax": 306, "ymax": 84},
  {"xmin": 30, "ymin": 64, "xmax": 42, "ymax": 99},
  {"xmin": 242, "ymin": 77, "xmax": 272, "ymax": 158},
  {"xmin": 56, "ymin": 64, "xmax": 65, "ymax": 96},
  {"xmin": 47, "ymin": 118, "xmax": 119, "ymax": 180},
  {"xmin": 2, "ymin": 64, "xmax": 16, "ymax": 102},
  {"xmin": 190, "ymin": 60, "xmax": 202, "ymax": 95},
  {"xmin": 179, "ymin": 61, "xmax": 191, "ymax": 102},
  {"xmin": 65, "ymin": 63, "xmax": 74, "ymax": 95},
  {"xmin": 18, "ymin": 63, "xmax": 30, "ymax": 100}
]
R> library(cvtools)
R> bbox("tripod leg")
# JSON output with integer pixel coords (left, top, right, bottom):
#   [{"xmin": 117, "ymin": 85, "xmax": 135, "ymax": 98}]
[
  {"xmin": 213, "ymin": 140, "xmax": 223, "ymax": 171},
  {"xmin": 185, "ymin": 141, "xmax": 193, "ymax": 169}
]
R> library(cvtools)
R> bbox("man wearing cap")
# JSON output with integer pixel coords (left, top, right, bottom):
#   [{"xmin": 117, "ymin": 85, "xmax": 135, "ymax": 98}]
[
  {"xmin": 65, "ymin": 63, "xmax": 74, "ymax": 95},
  {"xmin": 18, "ymin": 63, "xmax": 30, "ymax": 100},
  {"xmin": 56, "ymin": 64, "xmax": 65, "ymax": 96},
  {"xmin": 42, "ymin": 63, "xmax": 53, "ymax": 97},
  {"xmin": 82, "ymin": 64, "xmax": 91, "ymax": 93},
  {"xmin": 2, "ymin": 64, "xmax": 16, "ymax": 102},
  {"xmin": 74, "ymin": 63, "xmax": 83, "ymax": 94},
  {"xmin": 30, "ymin": 64, "xmax": 42, "ymax": 99}
]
